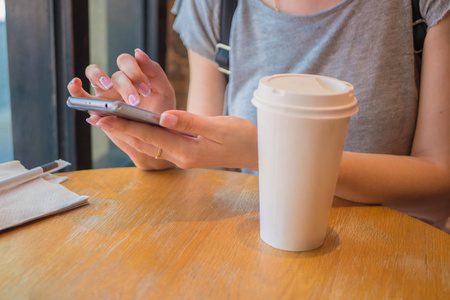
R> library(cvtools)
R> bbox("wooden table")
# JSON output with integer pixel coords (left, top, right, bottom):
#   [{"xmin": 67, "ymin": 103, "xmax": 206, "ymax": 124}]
[{"xmin": 0, "ymin": 168, "xmax": 449, "ymax": 299}]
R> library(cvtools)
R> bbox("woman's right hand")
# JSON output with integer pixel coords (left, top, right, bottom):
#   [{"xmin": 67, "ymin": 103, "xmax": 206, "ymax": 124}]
[
  {"xmin": 68, "ymin": 48, "xmax": 176, "ymax": 113},
  {"xmin": 67, "ymin": 49, "xmax": 177, "ymax": 170}
]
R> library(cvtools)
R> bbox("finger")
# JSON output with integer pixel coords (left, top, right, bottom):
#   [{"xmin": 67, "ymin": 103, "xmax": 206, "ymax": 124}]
[
  {"xmin": 96, "ymin": 116, "xmax": 196, "ymax": 157},
  {"xmin": 86, "ymin": 114, "xmax": 102, "ymax": 127},
  {"xmin": 159, "ymin": 110, "xmax": 225, "ymax": 138},
  {"xmin": 67, "ymin": 77, "xmax": 94, "ymax": 98},
  {"xmin": 134, "ymin": 48, "xmax": 174, "ymax": 94},
  {"xmin": 95, "ymin": 117, "xmax": 180, "ymax": 166},
  {"xmin": 105, "ymin": 127, "xmax": 173, "ymax": 168},
  {"xmin": 85, "ymin": 64, "xmax": 114, "ymax": 91},
  {"xmin": 104, "ymin": 127, "xmax": 176, "ymax": 162},
  {"xmin": 110, "ymin": 71, "xmax": 141, "ymax": 106},
  {"xmin": 84, "ymin": 115, "xmax": 161, "ymax": 166},
  {"xmin": 116, "ymin": 53, "xmax": 152, "ymax": 97},
  {"xmin": 89, "ymin": 82, "xmax": 101, "ymax": 96},
  {"xmin": 67, "ymin": 77, "xmax": 121, "ymax": 108}
]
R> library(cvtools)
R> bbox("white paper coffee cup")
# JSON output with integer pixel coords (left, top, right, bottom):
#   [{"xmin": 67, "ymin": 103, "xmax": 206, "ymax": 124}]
[{"xmin": 252, "ymin": 74, "xmax": 358, "ymax": 251}]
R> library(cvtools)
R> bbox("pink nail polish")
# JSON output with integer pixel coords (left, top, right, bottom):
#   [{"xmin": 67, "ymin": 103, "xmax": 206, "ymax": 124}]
[
  {"xmin": 99, "ymin": 76, "xmax": 113, "ymax": 90},
  {"xmin": 128, "ymin": 94, "xmax": 140, "ymax": 106},
  {"xmin": 160, "ymin": 113, "xmax": 178, "ymax": 127},
  {"xmin": 138, "ymin": 82, "xmax": 152, "ymax": 97},
  {"xmin": 86, "ymin": 118, "xmax": 99, "ymax": 127},
  {"xmin": 96, "ymin": 121, "xmax": 112, "ymax": 130},
  {"xmin": 134, "ymin": 48, "xmax": 149, "ymax": 58}
]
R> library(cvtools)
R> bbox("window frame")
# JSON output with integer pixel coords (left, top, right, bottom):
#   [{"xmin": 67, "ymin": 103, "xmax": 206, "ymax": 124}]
[{"xmin": 5, "ymin": 0, "xmax": 166, "ymax": 170}]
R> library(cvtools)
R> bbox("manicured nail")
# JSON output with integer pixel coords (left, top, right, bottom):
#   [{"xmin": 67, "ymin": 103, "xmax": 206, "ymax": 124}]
[
  {"xmin": 160, "ymin": 113, "xmax": 178, "ymax": 127},
  {"xmin": 138, "ymin": 82, "xmax": 152, "ymax": 97},
  {"xmin": 134, "ymin": 48, "xmax": 149, "ymax": 58},
  {"xmin": 99, "ymin": 76, "xmax": 113, "ymax": 90},
  {"xmin": 70, "ymin": 77, "xmax": 78, "ymax": 85},
  {"xmin": 86, "ymin": 118, "xmax": 99, "ymax": 127},
  {"xmin": 128, "ymin": 94, "xmax": 140, "ymax": 106},
  {"xmin": 96, "ymin": 121, "xmax": 112, "ymax": 130}
]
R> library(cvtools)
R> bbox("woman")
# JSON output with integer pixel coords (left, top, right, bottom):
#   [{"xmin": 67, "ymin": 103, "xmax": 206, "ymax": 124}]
[{"xmin": 68, "ymin": 0, "xmax": 450, "ymax": 232}]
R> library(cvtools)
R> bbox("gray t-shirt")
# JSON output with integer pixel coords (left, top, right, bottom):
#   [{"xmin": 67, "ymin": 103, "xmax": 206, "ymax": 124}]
[{"xmin": 172, "ymin": 0, "xmax": 449, "ymax": 156}]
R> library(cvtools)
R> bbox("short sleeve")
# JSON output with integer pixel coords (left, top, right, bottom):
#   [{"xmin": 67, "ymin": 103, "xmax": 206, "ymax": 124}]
[
  {"xmin": 420, "ymin": 0, "xmax": 450, "ymax": 28},
  {"xmin": 171, "ymin": 0, "xmax": 221, "ymax": 62}
]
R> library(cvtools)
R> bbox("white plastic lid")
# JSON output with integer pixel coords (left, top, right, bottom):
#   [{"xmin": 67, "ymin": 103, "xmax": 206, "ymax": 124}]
[{"xmin": 252, "ymin": 74, "xmax": 358, "ymax": 118}]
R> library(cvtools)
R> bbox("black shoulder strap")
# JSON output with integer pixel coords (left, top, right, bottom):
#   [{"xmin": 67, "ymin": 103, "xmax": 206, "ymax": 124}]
[
  {"xmin": 412, "ymin": 0, "xmax": 427, "ymax": 56},
  {"xmin": 215, "ymin": 0, "xmax": 238, "ymax": 75}
]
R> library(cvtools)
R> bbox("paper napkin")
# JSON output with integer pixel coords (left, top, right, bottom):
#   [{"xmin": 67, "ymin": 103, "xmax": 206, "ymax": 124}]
[{"xmin": 0, "ymin": 160, "xmax": 88, "ymax": 231}]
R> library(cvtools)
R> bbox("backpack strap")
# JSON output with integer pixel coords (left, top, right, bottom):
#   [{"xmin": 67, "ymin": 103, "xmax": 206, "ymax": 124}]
[
  {"xmin": 215, "ymin": 0, "xmax": 238, "ymax": 75},
  {"xmin": 412, "ymin": 0, "xmax": 427, "ymax": 56}
]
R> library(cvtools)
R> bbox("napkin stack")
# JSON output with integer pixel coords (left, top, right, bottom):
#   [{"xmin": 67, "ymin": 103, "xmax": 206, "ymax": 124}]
[{"xmin": 0, "ymin": 160, "xmax": 88, "ymax": 231}]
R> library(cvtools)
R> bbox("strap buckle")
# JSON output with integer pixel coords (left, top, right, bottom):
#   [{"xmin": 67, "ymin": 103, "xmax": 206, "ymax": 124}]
[
  {"xmin": 215, "ymin": 43, "xmax": 231, "ymax": 75},
  {"xmin": 412, "ymin": 18, "xmax": 428, "ymax": 54}
]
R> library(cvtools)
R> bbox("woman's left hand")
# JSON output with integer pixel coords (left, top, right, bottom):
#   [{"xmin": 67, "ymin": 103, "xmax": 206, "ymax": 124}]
[{"xmin": 95, "ymin": 110, "xmax": 259, "ymax": 171}]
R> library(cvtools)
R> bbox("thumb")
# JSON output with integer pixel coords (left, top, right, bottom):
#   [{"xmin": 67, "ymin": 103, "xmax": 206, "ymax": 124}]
[
  {"xmin": 160, "ymin": 110, "xmax": 217, "ymax": 137},
  {"xmin": 67, "ymin": 77, "xmax": 93, "ymax": 99}
]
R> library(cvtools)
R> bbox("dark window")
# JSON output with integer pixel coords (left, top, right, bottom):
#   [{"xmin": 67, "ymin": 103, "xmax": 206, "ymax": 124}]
[{"xmin": 4, "ymin": 0, "xmax": 166, "ymax": 170}]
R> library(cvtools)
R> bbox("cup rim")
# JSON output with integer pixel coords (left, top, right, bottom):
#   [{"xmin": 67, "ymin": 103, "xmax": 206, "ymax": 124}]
[
  {"xmin": 252, "ymin": 94, "xmax": 358, "ymax": 119},
  {"xmin": 260, "ymin": 74, "xmax": 354, "ymax": 97}
]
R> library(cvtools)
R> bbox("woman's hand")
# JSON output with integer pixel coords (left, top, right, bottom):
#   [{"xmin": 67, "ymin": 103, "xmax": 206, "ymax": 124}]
[
  {"xmin": 68, "ymin": 48, "xmax": 175, "ymax": 113},
  {"xmin": 94, "ymin": 110, "xmax": 259, "ymax": 171},
  {"xmin": 67, "ymin": 49, "xmax": 177, "ymax": 170}
]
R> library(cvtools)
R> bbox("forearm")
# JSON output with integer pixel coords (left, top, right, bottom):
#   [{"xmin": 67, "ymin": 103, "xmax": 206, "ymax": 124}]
[
  {"xmin": 186, "ymin": 49, "xmax": 227, "ymax": 116},
  {"xmin": 336, "ymin": 152, "xmax": 450, "ymax": 206},
  {"xmin": 336, "ymin": 13, "xmax": 450, "ymax": 225}
]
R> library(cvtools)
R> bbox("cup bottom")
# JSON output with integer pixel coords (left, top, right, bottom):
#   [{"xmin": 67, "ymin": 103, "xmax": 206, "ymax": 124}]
[{"xmin": 260, "ymin": 233, "xmax": 325, "ymax": 252}]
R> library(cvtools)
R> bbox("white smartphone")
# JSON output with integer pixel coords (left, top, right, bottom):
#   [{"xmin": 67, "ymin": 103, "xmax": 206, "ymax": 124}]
[{"xmin": 66, "ymin": 97, "xmax": 196, "ymax": 137}]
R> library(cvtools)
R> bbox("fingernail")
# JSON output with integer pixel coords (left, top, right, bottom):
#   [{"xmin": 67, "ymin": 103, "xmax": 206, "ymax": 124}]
[
  {"xmin": 128, "ymin": 94, "xmax": 140, "ymax": 106},
  {"xmin": 70, "ymin": 77, "xmax": 78, "ymax": 85},
  {"xmin": 99, "ymin": 76, "xmax": 113, "ymax": 90},
  {"xmin": 134, "ymin": 48, "xmax": 149, "ymax": 58},
  {"xmin": 96, "ymin": 121, "xmax": 112, "ymax": 130},
  {"xmin": 160, "ymin": 113, "xmax": 178, "ymax": 127},
  {"xmin": 86, "ymin": 118, "xmax": 99, "ymax": 127},
  {"xmin": 138, "ymin": 82, "xmax": 152, "ymax": 97}
]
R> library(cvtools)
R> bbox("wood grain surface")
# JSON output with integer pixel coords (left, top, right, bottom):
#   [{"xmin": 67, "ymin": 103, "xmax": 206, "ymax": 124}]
[{"xmin": 0, "ymin": 167, "xmax": 448, "ymax": 299}]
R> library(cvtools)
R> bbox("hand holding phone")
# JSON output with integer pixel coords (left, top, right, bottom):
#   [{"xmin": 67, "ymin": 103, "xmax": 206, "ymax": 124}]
[
  {"xmin": 66, "ymin": 97, "xmax": 196, "ymax": 137},
  {"xmin": 67, "ymin": 97, "xmax": 162, "ymax": 125}
]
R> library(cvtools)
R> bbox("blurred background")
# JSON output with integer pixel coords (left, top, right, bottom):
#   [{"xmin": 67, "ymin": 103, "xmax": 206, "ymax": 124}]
[
  {"xmin": 1, "ymin": 0, "xmax": 189, "ymax": 170},
  {"xmin": 0, "ymin": 0, "xmax": 13, "ymax": 163}
]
